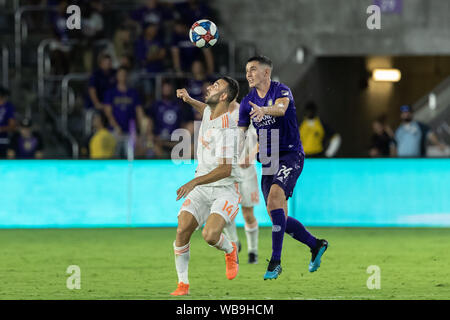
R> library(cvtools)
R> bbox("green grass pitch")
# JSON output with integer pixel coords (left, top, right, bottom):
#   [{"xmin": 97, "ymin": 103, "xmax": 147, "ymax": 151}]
[{"xmin": 0, "ymin": 227, "xmax": 449, "ymax": 300}]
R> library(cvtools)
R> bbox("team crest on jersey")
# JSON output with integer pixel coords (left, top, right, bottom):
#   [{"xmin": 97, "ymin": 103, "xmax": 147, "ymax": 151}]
[{"xmin": 268, "ymin": 99, "xmax": 273, "ymax": 106}]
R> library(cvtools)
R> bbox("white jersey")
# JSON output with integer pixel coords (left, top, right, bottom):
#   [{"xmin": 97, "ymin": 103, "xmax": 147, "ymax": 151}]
[
  {"xmin": 229, "ymin": 108, "xmax": 258, "ymax": 180},
  {"xmin": 195, "ymin": 106, "xmax": 240, "ymax": 187}
]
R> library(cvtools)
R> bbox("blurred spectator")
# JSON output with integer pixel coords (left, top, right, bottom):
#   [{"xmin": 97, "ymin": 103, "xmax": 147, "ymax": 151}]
[
  {"xmin": 89, "ymin": 111, "xmax": 116, "ymax": 159},
  {"xmin": 7, "ymin": 118, "xmax": 43, "ymax": 159},
  {"xmin": 369, "ymin": 115, "xmax": 396, "ymax": 157},
  {"xmin": 299, "ymin": 101, "xmax": 341, "ymax": 157},
  {"xmin": 79, "ymin": 0, "xmax": 105, "ymax": 72},
  {"xmin": 134, "ymin": 117, "xmax": 161, "ymax": 159},
  {"xmin": 103, "ymin": 67, "xmax": 146, "ymax": 158},
  {"xmin": 186, "ymin": 60, "xmax": 209, "ymax": 101},
  {"xmin": 171, "ymin": 19, "xmax": 214, "ymax": 75},
  {"xmin": 85, "ymin": 53, "xmax": 116, "ymax": 111},
  {"xmin": 134, "ymin": 22, "xmax": 167, "ymax": 102},
  {"xmin": 49, "ymin": 0, "xmax": 73, "ymax": 74},
  {"xmin": 113, "ymin": 25, "xmax": 134, "ymax": 66},
  {"xmin": 147, "ymin": 81, "xmax": 194, "ymax": 158},
  {"xmin": 174, "ymin": 0, "xmax": 211, "ymax": 25},
  {"xmin": 393, "ymin": 105, "xmax": 447, "ymax": 157},
  {"xmin": 0, "ymin": 87, "xmax": 16, "ymax": 158},
  {"xmin": 129, "ymin": 0, "xmax": 169, "ymax": 37},
  {"xmin": 135, "ymin": 23, "xmax": 166, "ymax": 74},
  {"xmin": 117, "ymin": 55, "xmax": 140, "ymax": 88}
]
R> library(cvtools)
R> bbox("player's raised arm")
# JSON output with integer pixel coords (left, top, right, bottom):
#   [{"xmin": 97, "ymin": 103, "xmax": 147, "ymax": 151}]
[{"xmin": 176, "ymin": 88, "xmax": 207, "ymax": 115}]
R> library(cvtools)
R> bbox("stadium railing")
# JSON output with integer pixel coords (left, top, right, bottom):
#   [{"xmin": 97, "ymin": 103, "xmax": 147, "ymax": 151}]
[
  {"xmin": 1, "ymin": 45, "xmax": 8, "ymax": 89},
  {"xmin": 15, "ymin": 5, "xmax": 55, "ymax": 74}
]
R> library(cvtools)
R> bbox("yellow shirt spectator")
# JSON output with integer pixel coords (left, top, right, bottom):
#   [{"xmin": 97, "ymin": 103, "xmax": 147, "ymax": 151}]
[{"xmin": 89, "ymin": 128, "xmax": 117, "ymax": 159}]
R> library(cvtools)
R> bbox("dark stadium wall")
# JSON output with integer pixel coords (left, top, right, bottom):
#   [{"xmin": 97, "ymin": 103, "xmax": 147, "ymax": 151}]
[{"xmin": 294, "ymin": 56, "xmax": 450, "ymax": 157}]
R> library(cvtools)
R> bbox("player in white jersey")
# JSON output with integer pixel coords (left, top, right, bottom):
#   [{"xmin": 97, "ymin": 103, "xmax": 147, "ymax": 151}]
[
  {"xmin": 170, "ymin": 76, "xmax": 241, "ymax": 296},
  {"xmin": 223, "ymin": 100, "xmax": 260, "ymax": 264}
]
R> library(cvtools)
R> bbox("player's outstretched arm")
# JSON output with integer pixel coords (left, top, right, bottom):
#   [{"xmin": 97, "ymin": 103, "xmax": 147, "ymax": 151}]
[
  {"xmin": 249, "ymin": 97, "xmax": 289, "ymax": 121},
  {"xmin": 176, "ymin": 159, "xmax": 232, "ymax": 200},
  {"xmin": 176, "ymin": 88, "xmax": 207, "ymax": 116}
]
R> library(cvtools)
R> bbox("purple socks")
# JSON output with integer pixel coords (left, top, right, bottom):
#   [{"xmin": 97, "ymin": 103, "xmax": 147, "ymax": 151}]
[
  {"xmin": 270, "ymin": 209, "xmax": 286, "ymax": 261},
  {"xmin": 285, "ymin": 216, "xmax": 317, "ymax": 249}
]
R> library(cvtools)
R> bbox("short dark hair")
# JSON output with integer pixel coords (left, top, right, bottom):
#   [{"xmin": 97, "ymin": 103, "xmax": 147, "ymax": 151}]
[
  {"xmin": 220, "ymin": 76, "xmax": 239, "ymax": 102},
  {"xmin": 247, "ymin": 55, "xmax": 273, "ymax": 69}
]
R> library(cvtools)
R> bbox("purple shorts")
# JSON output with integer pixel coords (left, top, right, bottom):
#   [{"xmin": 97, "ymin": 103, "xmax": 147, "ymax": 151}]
[{"xmin": 260, "ymin": 151, "xmax": 304, "ymax": 204}]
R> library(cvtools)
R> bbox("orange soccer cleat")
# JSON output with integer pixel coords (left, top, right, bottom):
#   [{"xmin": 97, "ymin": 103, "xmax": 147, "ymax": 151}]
[
  {"xmin": 170, "ymin": 282, "xmax": 190, "ymax": 296},
  {"xmin": 225, "ymin": 242, "xmax": 239, "ymax": 280}
]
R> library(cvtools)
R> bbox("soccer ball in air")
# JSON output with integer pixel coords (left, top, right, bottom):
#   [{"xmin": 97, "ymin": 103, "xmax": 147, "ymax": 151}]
[{"xmin": 189, "ymin": 19, "xmax": 219, "ymax": 48}]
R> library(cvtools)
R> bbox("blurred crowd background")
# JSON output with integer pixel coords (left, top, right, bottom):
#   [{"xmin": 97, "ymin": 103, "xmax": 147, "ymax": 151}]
[{"xmin": 0, "ymin": 0, "xmax": 449, "ymax": 160}]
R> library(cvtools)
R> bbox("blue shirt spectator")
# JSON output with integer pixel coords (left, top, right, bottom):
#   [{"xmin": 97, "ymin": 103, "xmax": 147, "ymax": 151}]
[{"xmin": 394, "ymin": 105, "xmax": 447, "ymax": 157}]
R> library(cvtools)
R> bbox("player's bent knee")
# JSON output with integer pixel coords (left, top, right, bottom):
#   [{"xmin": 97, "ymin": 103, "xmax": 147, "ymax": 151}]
[{"xmin": 202, "ymin": 228, "xmax": 221, "ymax": 246}]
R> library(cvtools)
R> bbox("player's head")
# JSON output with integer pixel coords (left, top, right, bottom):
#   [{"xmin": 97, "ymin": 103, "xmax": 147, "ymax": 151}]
[
  {"xmin": 246, "ymin": 55, "xmax": 273, "ymax": 88},
  {"xmin": 205, "ymin": 76, "xmax": 239, "ymax": 106},
  {"xmin": 304, "ymin": 101, "xmax": 318, "ymax": 119},
  {"xmin": 400, "ymin": 105, "xmax": 413, "ymax": 122}
]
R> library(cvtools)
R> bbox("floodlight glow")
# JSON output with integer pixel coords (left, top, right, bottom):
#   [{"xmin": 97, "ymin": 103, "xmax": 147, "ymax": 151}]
[{"xmin": 372, "ymin": 69, "xmax": 401, "ymax": 82}]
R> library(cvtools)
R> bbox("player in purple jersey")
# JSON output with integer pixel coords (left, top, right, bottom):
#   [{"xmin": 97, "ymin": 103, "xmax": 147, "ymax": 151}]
[{"xmin": 238, "ymin": 56, "xmax": 328, "ymax": 280}]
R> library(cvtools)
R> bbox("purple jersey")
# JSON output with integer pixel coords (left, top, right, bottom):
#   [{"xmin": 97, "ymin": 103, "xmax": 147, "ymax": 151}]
[
  {"xmin": 134, "ymin": 38, "xmax": 165, "ymax": 73},
  {"xmin": 9, "ymin": 132, "xmax": 43, "ymax": 159},
  {"xmin": 104, "ymin": 86, "xmax": 141, "ymax": 133},
  {"xmin": 148, "ymin": 99, "xmax": 184, "ymax": 140},
  {"xmin": 238, "ymin": 81, "xmax": 304, "ymax": 156},
  {"xmin": 0, "ymin": 101, "xmax": 15, "ymax": 139}
]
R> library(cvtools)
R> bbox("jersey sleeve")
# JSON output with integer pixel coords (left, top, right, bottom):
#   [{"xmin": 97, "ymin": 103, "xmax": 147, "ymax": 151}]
[
  {"xmin": 215, "ymin": 128, "xmax": 237, "ymax": 160},
  {"xmin": 238, "ymin": 98, "xmax": 250, "ymax": 127},
  {"xmin": 274, "ymin": 83, "xmax": 294, "ymax": 102}
]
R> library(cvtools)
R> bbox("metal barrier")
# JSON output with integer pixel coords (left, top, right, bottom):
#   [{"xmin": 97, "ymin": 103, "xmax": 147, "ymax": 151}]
[
  {"xmin": 15, "ymin": 5, "xmax": 54, "ymax": 72},
  {"xmin": 1, "ymin": 45, "xmax": 8, "ymax": 88}
]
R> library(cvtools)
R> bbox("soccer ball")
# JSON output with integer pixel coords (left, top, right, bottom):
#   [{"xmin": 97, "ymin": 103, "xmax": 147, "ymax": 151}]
[{"xmin": 189, "ymin": 19, "xmax": 219, "ymax": 48}]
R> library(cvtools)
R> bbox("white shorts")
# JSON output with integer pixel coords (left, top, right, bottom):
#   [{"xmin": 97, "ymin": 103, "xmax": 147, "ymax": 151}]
[
  {"xmin": 238, "ymin": 168, "xmax": 260, "ymax": 208},
  {"xmin": 178, "ymin": 184, "xmax": 241, "ymax": 227}
]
